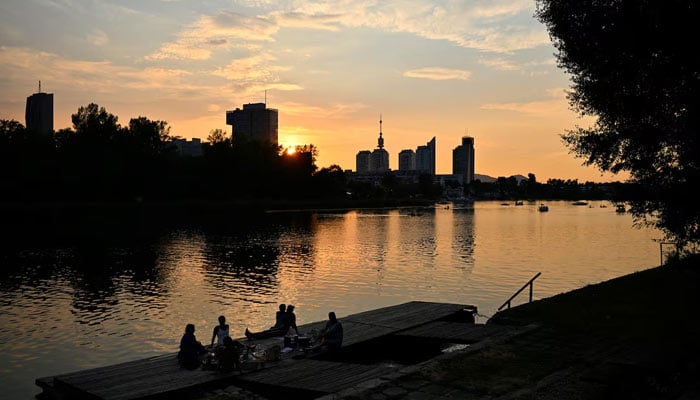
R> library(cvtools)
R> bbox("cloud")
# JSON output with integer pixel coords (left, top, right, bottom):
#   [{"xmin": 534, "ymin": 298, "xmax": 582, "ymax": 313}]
[
  {"xmin": 147, "ymin": 11, "xmax": 278, "ymax": 60},
  {"xmin": 279, "ymin": 101, "xmax": 366, "ymax": 117},
  {"xmin": 480, "ymin": 88, "xmax": 570, "ymax": 116},
  {"xmin": 87, "ymin": 30, "xmax": 109, "ymax": 47},
  {"xmin": 403, "ymin": 67, "xmax": 471, "ymax": 80},
  {"xmin": 148, "ymin": 0, "xmax": 550, "ymax": 65}
]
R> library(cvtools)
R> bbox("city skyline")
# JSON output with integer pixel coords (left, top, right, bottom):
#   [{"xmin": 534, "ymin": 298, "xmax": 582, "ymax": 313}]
[{"xmin": 0, "ymin": 1, "xmax": 624, "ymax": 182}]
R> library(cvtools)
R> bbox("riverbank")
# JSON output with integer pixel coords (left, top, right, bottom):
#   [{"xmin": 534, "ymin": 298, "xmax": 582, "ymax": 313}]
[{"xmin": 196, "ymin": 255, "xmax": 700, "ymax": 400}]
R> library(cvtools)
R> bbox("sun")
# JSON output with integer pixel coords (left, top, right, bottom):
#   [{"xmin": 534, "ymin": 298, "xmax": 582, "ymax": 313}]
[{"xmin": 285, "ymin": 146, "xmax": 296, "ymax": 155}]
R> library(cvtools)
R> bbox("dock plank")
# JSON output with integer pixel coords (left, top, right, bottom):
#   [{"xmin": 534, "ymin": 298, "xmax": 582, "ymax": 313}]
[
  {"xmin": 394, "ymin": 321, "xmax": 518, "ymax": 342},
  {"xmin": 237, "ymin": 359, "xmax": 397, "ymax": 394}
]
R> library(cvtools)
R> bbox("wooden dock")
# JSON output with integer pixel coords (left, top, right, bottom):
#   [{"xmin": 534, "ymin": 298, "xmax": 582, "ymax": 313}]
[{"xmin": 36, "ymin": 301, "xmax": 485, "ymax": 400}]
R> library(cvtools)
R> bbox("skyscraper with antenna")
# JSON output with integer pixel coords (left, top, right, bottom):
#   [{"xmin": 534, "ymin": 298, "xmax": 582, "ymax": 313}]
[
  {"xmin": 370, "ymin": 114, "xmax": 389, "ymax": 172},
  {"xmin": 25, "ymin": 81, "xmax": 53, "ymax": 135}
]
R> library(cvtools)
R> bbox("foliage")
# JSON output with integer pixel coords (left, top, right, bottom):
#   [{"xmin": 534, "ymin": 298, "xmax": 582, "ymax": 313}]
[{"xmin": 535, "ymin": 0, "xmax": 700, "ymax": 246}]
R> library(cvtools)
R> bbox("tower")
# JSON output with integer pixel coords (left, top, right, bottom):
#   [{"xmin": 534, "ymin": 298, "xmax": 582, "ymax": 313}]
[
  {"xmin": 370, "ymin": 115, "xmax": 389, "ymax": 172},
  {"xmin": 25, "ymin": 81, "xmax": 53, "ymax": 135},
  {"xmin": 453, "ymin": 136, "xmax": 475, "ymax": 184},
  {"xmin": 416, "ymin": 137, "xmax": 436, "ymax": 175}
]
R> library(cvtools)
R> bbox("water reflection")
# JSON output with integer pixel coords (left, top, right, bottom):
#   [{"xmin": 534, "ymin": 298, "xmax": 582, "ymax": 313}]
[{"xmin": 0, "ymin": 201, "xmax": 663, "ymax": 400}]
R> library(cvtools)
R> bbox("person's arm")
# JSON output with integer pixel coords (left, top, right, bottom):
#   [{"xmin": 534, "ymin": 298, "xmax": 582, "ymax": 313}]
[
  {"xmin": 292, "ymin": 315, "xmax": 300, "ymax": 335},
  {"xmin": 211, "ymin": 326, "xmax": 219, "ymax": 347}
]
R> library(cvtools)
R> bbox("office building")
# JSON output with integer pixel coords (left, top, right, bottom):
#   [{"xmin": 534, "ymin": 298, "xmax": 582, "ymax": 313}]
[
  {"xmin": 356, "ymin": 150, "xmax": 371, "ymax": 173},
  {"xmin": 416, "ymin": 137, "xmax": 436, "ymax": 175},
  {"xmin": 25, "ymin": 82, "xmax": 53, "ymax": 135},
  {"xmin": 398, "ymin": 149, "xmax": 416, "ymax": 171},
  {"xmin": 225, "ymin": 103, "xmax": 278, "ymax": 145},
  {"xmin": 171, "ymin": 138, "xmax": 204, "ymax": 157},
  {"xmin": 453, "ymin": 136, "xmax": 475, "ymax": 184}
]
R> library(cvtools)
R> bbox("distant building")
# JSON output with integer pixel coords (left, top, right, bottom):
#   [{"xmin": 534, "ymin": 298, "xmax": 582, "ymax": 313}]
[
  {"xmin": 398, "ymin": 149, "xmax": 416, "ymax": 171},
  {"xmin": 370, "ymin": 116, "xmax": 389, "ymax": 172},
  {"xmin": 25, "ymin": 82, "xmax": 53, "ymax": 135},
  {"xmin": 453, "ymin": 136, "xmax": 475, "ymax": 184},
  {"xmin": 355, "ymin": 116, "xmax": 390, "ymax": 173},
  {"xmin": 416, "ymin": 137, "xmax": 436, "ymax": 175},
  {"xmin": 356, "ymin": 150, "xmax": 371, "ymax": 173},
  {"xmin": 171, "ymin": 138, "xmax": 203, "ymax": 157},
  {"xmin": 225, "ymin": 103, "xmax": 278, "ymax": 146}
]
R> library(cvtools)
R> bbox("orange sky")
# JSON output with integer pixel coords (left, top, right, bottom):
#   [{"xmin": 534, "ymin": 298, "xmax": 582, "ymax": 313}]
[{"xmin": 0, "ymin": 0, "xmax": 625, "ymax": 183}]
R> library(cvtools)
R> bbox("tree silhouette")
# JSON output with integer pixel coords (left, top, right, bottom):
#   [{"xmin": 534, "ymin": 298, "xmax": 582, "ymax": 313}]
[{"xmin": 536, "ymin": 0, "xmax": 700, "ymax": 246}]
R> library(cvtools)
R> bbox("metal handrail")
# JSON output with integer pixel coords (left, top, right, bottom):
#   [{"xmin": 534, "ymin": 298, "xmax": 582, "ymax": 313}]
[{"xmin": 497, "ymin": 272, "xmax": 542, "ymax": 311}]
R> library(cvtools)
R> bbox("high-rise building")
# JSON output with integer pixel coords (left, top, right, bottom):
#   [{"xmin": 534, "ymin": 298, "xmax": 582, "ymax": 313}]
[
  {"xmin": 25, "ymin": 82, "xmax": 53, "ymax": 135},
  {"xmin": 225, "ymin": 103, "xmax": 278, "ymax": 145},
  {"xmin": 416, "ymin": 137, "xmax": 436, "ymax": 175},
  {"xmin": 398, "ymin": 149, "xmax": 416, "ymax": 171},
  {"xmin": 370, "ymin": 116, "xmax": 389, "ymax": 173},
  {"xmin": 453, "ymin": 136, "xmax": 475, "ymax": 184},
  {"xmin": 356, "ymin": 150, "xmax": 371, "ymax": 173}
]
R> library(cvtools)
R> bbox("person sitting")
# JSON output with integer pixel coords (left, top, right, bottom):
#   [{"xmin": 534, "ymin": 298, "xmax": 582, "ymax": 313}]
[
  {"xmin": 319, "ymin": 312, "xmax": 343, "ymax": 353},
  {"xmin": 285, "ymin": 305, "xmax": 300, "ymax": 336},
  {"xmin": 215, "ymin": 336, "xmax": 245, "ymax": 372},
  {"xmin": 245, "ymin": 303, "xmax": 298, "ymax": 340},
  {"xmin": 210, "ymin": 315, "xmax": 230, "ymax": 347},
  {"xmin": 178, "ymin": 323, "xmax": 206, "ymax": 370},
  {"xmin": 272, "ymin": 304, "xmax": 287, "ymax": 329}
]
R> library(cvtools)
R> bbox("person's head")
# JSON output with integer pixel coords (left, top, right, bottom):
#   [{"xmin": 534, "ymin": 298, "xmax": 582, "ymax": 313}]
[
  {"xmin": 185, "ymin": 323, "xmax": 195, "ymax": 334},
  {"xmin": 223, "ymin": 336, "xmax": 234, "ymax": 346},
  {"xmin": 328, "ymin": 312, "xmax": 337, "ymax": 322},
  {"xmin": 287, "ymin": 305, "xmax": 295, "ymax": 312},
  {"xmin": 218, "ymin": 315, "xmax": 226, "ymax": 325},
  {"xmin": 279, "ymin": 304, "xmax": 286, "ymax": 312}
]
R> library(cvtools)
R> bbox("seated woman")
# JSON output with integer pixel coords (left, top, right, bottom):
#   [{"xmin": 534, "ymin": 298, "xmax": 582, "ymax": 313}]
[
  {"xmin": 178, "ymin": 323, "xmax": 206, "ymax": 370},
  {"xmin": 210, "ymin": 315, "xmax": 230, "ymax": 347},
  {"xmin": 215, "ymin": 336, "xmax": 245, "ymax": 372}
]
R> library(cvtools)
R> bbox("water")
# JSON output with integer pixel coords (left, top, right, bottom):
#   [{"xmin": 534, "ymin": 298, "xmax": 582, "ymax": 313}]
[{"xmin": 0, "ymin": 200, "xmax": 663, "ymax": 400}]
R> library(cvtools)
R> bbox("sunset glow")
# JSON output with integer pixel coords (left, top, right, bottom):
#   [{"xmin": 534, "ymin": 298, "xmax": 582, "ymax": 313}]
[{"xmin": 0, "ymin": 0, "xmax": 623, "ymax": 182}]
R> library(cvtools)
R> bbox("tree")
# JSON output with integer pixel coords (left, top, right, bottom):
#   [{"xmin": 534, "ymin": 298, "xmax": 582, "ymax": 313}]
[
  {"xmin": 207, "ymin": 128, "xmax": 229, "ymax": 145},
  {"xmin": 72, "ymin": 103, "xmax": 120, "ymax": 142},
  {"xmin": 128, "ymin": 116, "xmax": 171, "ymax": 158},
  {"xmin": 535, "ymin": 0, "xmax": 700, "ymax": 247}
]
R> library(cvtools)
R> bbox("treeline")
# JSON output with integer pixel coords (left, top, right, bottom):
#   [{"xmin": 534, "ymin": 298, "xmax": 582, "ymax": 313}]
[
  {"xmin": 2, "ymin": 103, "xmax": 637, "ymax": 208},
  {"xmin": 0, "ymin": 103, "xmax": 349, "ymax": 204},
  {"xmin": 468, "ymin": 174, "xmax": 637, "ymax": 201}
]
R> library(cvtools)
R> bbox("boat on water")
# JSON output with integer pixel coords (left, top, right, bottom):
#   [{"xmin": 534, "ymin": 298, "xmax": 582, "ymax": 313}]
[
  {"xmin": 572, "ymin": 200, "xmax": 588, "ymax": 206},
  {"xmin": 538, "ymin": 204, "xmax": 549, "ymax": 212},
  {"xmin": 616, "ymin": 204, "xmax": 626, "ymax": 213},
  {"xmin": 515, "ymin": 200, "xmax": 524, "ymax": 206}
]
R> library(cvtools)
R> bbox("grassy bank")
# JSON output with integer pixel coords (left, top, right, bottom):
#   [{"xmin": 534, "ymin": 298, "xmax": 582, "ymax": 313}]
[{"xmin": 410, "ymin": 256, "xmax": 700, "ymax": 399}]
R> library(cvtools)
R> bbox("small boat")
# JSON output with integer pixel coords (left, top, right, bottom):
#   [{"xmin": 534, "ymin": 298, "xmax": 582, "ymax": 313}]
[
  {"xmin": 515, "ymin": 200, "xmax": 524, "ymax": 206},
  {"xmin": 616, "ymin": 204, "xmax": 626, "ymax": 213},
  {"xmin": 538, "ymin": 204, "xmax": 549, "ymax": 212},
  {"xmin": 572, "ymin": 200, "xmax": 588, "ymax": 206}
]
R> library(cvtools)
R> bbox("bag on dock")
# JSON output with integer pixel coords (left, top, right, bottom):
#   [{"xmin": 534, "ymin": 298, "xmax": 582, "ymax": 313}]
[{"xmin": 264, "ymin": 345, "xmax": 281, "ymax": 361}]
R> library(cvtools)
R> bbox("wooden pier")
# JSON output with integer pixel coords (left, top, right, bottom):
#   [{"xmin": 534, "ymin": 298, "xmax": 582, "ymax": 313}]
[{"xmin": 36, "ymin": 301, "xmax": 495, "ymax": 400}]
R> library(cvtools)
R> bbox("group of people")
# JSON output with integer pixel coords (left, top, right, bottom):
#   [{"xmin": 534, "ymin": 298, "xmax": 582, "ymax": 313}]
[
  {"xmin": 244, "ymin": 303, "xmax": 299, "ymax": 340},
  {"xmin": 178, "ymin": 315, "xmax": 245, "ymax": 371},
  {"xmin": 178, "ymin": 304, "xmax": 343, "ymax": 371}
]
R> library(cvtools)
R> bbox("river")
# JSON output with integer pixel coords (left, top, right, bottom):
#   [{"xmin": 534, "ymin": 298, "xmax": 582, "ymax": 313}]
[{"xmin": 0, "ymin": 200, "xmax": 665, "ymax": 399}]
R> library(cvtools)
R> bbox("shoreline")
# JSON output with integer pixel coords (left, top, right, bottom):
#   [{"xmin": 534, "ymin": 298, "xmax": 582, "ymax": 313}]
[{"xmin": 192, "ymin": 257, "xmax": 700, "ymax": 400}]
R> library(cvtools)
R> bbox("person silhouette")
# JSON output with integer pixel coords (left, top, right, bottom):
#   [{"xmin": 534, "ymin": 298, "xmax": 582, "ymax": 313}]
[
  {"xmin": 211, "ymin": 315, "xmax": 230, "ymax": 348},
  {"xmin": 178, "ymin": 323, "xmax": 206, "ymax": 370}
]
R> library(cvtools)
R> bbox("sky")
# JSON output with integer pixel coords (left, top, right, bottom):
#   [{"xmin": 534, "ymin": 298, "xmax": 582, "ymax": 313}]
[{"xmin": 0, "ymin": 0, "xmax": 624, "ymax": 183}]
